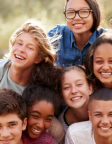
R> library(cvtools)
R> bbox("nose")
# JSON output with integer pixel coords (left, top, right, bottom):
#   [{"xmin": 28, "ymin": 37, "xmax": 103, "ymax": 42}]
[
  {"xmin": 74, "ymin": 12, "xmax": 81, "ymax": 19},
  {"xmin": 71, "ymin": 85, "xmax": 78, "ymax": 94},
  {"xmin": 101, "ymin": 116, "xmax": 109, "ymax": 124},
  {"xmin": 18, "ymin": 45, "xmax": 26, "ymax": 52},
  {"xmin": 1, "ymin": 128, "xmax": 10, "ymax": 138},
  {"xmin": 37, "ymin": 119, "xmax": 44, "ymax": 130},
  {"xmin": 102, "ymin": 62, "xmax": 110, "ymax": 70}
]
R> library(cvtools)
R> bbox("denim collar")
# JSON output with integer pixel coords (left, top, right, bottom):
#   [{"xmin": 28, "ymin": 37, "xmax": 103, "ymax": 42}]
[{"xmin": 71, "ymin": 30, "xmax": 98, "ymax": 48}]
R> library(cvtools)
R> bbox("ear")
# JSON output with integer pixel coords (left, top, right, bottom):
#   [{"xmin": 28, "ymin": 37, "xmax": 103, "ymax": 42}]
[
  {"xmin": 88, "ymin": 110, "xmax": 91, "ymax": 121},
  {"xmin": 34, "ymin": 56, "xmax": 43, "ymax": 64},
  {"xmin": 89, "ymin": 84, "xmax": 93, "ymax": 96},
  {"xmin": 22, "ymin": 118, "xmax": 27, "ymax": 131}
]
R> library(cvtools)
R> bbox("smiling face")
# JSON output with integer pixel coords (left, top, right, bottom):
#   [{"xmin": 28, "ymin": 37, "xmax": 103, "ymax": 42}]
[
  {"xmin": 62, "ymin": 69, "xmax": 92, "ymax": 109},
  {"xmin": 0, "ymin": 113, "xmax": 27, "ymax": 144},
  {"xmin": 89, "ymin": 100, "xmax": 112, "ymax": 140},
  {"xmin": 65, "ymin": 0, "xmax": 93, "ymax": 36},
  {"xmin": 27, "ymin": 100, "xmax": 54, "ymax": 139},
  {"xmin": 10, "ymin": 32, "xmax": 41, "ymax": 71},
  {"xmin": 93, "ymin": 43, "xmax": 112, "ymax": 89}
]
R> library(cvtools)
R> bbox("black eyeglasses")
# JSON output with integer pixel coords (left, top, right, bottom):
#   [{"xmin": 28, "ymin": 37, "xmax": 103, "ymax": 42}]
[{"xmin": 64, "ymin": 9, "xmax": 93, "ymax": 19}]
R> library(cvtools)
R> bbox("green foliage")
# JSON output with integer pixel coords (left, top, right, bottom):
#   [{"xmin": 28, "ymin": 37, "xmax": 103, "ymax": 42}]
[{"xmin": 0, "ymin": 0, "xmax": 112, "ymax": 58}]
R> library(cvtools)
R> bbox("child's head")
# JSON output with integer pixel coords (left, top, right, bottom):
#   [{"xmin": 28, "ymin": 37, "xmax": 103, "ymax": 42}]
[
  {"xmin": 60, "ymin": 66, "xmax": 92, "ymax": 109},
  {"xmin": 64, "ymin": 0, "xmax": 101, "ymax": 32},
  {"xmin": 7, "ymin": 19, "xmax": 56, "ymax": 65},
  {"xmin": 0, "ymin": 89, "xmax": 27, "ymax": 144},
  {"xmin": 22, "ymin": 82, "xmax": 61, "ymax": 139},
  {"xmin": 84, "ymin": 32, "xmax": 112, "ymax": 88},
  {"xmin": 88, "ymin": 88, "xmax": 112, "ymax": 138}
]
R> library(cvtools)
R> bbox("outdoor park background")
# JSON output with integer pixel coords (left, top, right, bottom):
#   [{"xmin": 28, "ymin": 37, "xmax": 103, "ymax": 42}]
[{"xmin": 0, "ymin": 0, "xmax": 112, "ymax": 58}]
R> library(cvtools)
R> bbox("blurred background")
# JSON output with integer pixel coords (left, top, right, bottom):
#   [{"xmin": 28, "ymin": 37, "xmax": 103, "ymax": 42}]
[{"xmin": 0, "ymin": 0, "xmax": 112, "ymax": 58}]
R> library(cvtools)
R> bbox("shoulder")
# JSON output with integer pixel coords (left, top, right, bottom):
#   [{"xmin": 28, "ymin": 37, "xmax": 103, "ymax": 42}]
[
  {"xmin": 58, "ymin": 107, "xmax": 68, "ymax": 132},
  {"xmin": 47, "ymin": 116, "xmax": 65, "ymax": 144},
  {"xmin": 41, "ymin": 132, "xmax": 58, "ymax": 144},
  {"xmin": 68, "ymin": 121, "xmax": 92, "ymax": 132},
  {"xmin": 48, "ymin": 24, "xmax": 70, "ymax": 36},
  {"xmin": 96, "ymin": 27, "xmax": 109, "ymax": 35},
  {"xmin": 65, "ymin": 121, "xmax": 93, "ymax": 144},
  {"xmin": 0, "ymin": 59, "xmax": 10, "ymax": 68},
  {"xmin": 0, "ymin": 59, "xmax": 10, "ymax": 79}
]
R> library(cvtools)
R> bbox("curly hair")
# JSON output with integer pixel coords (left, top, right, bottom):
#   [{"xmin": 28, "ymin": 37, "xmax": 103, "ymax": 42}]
[{"xmin": 22, "ymin": 82, "xmax": 61, "ymax": 117}]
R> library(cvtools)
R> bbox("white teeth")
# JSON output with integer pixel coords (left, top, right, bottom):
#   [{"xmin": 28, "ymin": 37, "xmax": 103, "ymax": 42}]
[
  {"xmin": 33, "ymin": 128, "xmax": 41, "ymax": 133},
  {"xmin": 71, "ymin": 97, "xmax": 81, "ymax": 101},
  {"xmin": 101, "ymin": 73, "xmax": 111, "ymax": 75},
  {"xmin": 75, "ymin": 24, "xmax": 83, "ymax": 26},
  {"xmin": 16, "ymin": 55, "xmax": 24, "ymax": 60},
  {"xmin": 101, "ymin": 127, "xmax": 110, "ymax": 130}
]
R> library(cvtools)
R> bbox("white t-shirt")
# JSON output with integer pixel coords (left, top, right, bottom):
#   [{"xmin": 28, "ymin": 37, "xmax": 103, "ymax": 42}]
[
  {"xmin": 65, "ymin": 121, "xmax": 96, "ymax": 144},
  {"xmin": 0, "ymin": 59, "xmax": 26, "ymax": 95}
]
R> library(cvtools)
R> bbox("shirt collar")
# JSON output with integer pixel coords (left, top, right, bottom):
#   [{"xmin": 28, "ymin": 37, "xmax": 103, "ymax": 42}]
[
  {"xmin": 88, "ymin": 30, "xmax": 98, "ymax": 44},
  {"xmin": 70, "ymin": 32, "xmax": 75, "ymax": 47},
  {"xmin": 70, "ymin": 29, "xmax": 98, "ymax": 47}
]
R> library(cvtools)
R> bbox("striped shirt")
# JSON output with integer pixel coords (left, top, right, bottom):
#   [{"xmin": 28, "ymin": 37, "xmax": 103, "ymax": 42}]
[{"xmin": 23, "ymin": 131, "xmax": 58, "ymax": 144}]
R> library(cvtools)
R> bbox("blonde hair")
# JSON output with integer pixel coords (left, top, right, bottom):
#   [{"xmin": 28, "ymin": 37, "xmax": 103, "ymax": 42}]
[{"xmin": 7, "ymin": 19, "xmax": 58, "ymax": 65}]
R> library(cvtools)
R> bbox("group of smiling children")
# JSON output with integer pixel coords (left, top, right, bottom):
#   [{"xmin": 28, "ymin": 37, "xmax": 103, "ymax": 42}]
[{"xmin": 1, "ymin": 0, "xmax": 112, "ymax": 143}]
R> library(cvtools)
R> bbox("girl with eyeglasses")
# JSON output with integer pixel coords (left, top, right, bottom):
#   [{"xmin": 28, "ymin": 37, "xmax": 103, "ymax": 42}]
[{"xmin": 48, "ymin": 0, "xmax": 109, "ymax": 67}]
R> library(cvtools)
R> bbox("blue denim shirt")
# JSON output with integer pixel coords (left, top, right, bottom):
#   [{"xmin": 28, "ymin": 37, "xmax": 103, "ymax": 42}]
[{"xmin": 48, "ymin": 24, "xmax": 106, "ymax": 67}]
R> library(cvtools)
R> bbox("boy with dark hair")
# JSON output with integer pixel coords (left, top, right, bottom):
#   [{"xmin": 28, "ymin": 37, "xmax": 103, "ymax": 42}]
[
  {"xmin": 65, "ymin": 88, "xmax": 112, "ymax": 144},
  {"xmin": 0, "ymin": 89, "xmax": 27, "ymax": 144}
]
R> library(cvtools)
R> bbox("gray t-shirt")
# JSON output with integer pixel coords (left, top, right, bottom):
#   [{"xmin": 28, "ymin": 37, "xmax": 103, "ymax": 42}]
[
  {"xmin": 0, "ymin": 59, "xmax": 26, "ymax": 95},
  {"xmin": 58, "ymin": 106, "xmax": 69, "ymax": 132}
]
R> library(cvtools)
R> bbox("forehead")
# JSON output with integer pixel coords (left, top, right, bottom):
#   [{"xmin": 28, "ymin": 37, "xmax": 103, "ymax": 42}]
[
  {"xmin": 90, "ymin": 100, "xmax": 112, "ymax": 112},
  {"xmin": 94, "ymin": 43, "xmax": 112, "ymax": 58},
  {"xmin": 28, "ymin": 100, "xmax": 54, "ymax": 116},
  {"xmin": 66, "ymin": 0, "xmax": 90, "ymax": 9},
  {"xmin": 16, "ymin": 32, "xmax": 37, "ymax": 45},
  {"xmin": 62, "ymin": 69, "xmax": 86, "ymax": 82},
  {"xmin": 0, "ymin": 113, "xmax": 22, "ymax": 124}
]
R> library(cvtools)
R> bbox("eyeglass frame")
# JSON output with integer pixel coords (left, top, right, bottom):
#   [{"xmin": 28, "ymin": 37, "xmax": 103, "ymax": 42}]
[{"xmin": 63, "ymin": 9, "xmax": 93, "ymax": 19}]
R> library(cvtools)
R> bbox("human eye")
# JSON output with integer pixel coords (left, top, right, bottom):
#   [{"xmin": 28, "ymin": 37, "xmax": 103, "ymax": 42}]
[
  {"xmin": 63, "ymin": 86, "xmax": 70, "ymax": 90},
  {"xmin": 9, "ymin": 123, "xmax": 16, "ymax": 127},
  {"xmin": 109, "ymin": 113, "xmax": 112, "ymax": 117},
  {"xmin": 95, "ymin": 60, "xmax": 103, "ymax": 64},
  {"xmin": 16, "ymin": 42, "xmax": 22, "ymax": 46},
  {"xmin": 46, "ymin": 118, "xmax": 52, "ymax": 122},
  {"xmin": 66, "ymin": 10, "xmax": 75, "ymax": 17},
  {"xmin": 76, "ymin": 83, "xmax": 83, "ymax": 86},
  {"xmin": 109, "ymin": 60, "xmax": 112, "ymax": 63},
  {"xmin": 31, "ymin": 114, "xmax": 39, "ymax": 119},
  {"xmin": 94, "ymin": 113, "xmax": 101, "ymax": 117},
  {"xmin": 28, "ymin": 46, "xmax": 33, "ymax": 50},
  {"xmin": 80, "ymin": 9, "xmax": 89, "ymax": 14}
]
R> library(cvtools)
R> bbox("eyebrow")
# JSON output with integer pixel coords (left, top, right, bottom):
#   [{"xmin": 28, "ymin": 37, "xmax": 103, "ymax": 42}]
[
  {"xmin": 93, "ymin": 111, "xmax": 101, "ymax": 113},
  {"xmin": 63, "ymin": 79, "xmax": 84, "ymax": 85},
  {"xmin": 67, "ymin": 7, "xmax": 90, "ymax": 10},
  {"xmin": 94, "ymin": 57, "xmax": 112, "ymax": 59},
  {"xmin": 16, "ymin": 39, "xmax": 35, "ymax": 46},
  {"xmin": 0, "ymin": 121, "xmax": 18, "ymax": 125},
  {"xmin": 8, "ymin": 121, "xmax": 18, "ymax": 124},
  {"xmin": 29, "ymin": 111, "xmax": 54, "ymax": 117}
]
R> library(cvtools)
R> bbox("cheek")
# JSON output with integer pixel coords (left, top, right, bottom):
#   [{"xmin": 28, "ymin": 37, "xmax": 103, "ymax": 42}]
[
  {"xmin": 27, "ymin": 117, "xmax": 35, "ymax": 126},
  {"xmin": 45, "ymin": 122, "xmax": 51, "ymax": 130}
]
